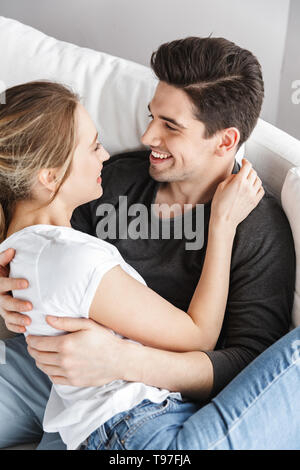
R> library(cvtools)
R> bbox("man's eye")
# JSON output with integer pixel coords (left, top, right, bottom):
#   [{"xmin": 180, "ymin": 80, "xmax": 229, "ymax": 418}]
[
  {"xmin": 94, "ymin": 142, "xmax": 102, "ymax": 151},
  {"xmin": 165, "ymin": 123, "xmax": 176, "ymax": 131},
  {"xmin": 148, "ymin": 114, "xmax": 176, "ymax": 131}
]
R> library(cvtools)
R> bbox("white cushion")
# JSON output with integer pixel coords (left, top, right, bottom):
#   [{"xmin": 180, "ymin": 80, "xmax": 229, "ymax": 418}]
[
  {"xmin": 234, "ymin": 144, "xmax": 245, "ymax": 164},
  {"xmin": 281, "ymin": 167, "xmax": 300, "ymax": 327},
  {"xmin": 245, "ymin": 119, "xmax": 300, "ymax": 201},
  {"xmin": 0, "ymin": 15, "xmax": 157, "ymax": 156},
  {"xmin": 0, "ymin": 16, "xmax": 249, "ymax": 161}
]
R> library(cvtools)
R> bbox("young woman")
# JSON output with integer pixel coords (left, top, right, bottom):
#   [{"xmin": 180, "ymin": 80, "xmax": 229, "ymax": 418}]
[{"xmin": 0, "ymin": 81, "xmax": 264, "ymax": 450}]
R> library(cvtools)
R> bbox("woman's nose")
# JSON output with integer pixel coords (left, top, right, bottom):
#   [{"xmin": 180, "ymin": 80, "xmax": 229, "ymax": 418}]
[{"xmin": 101, "ymin": 147, "xmax": 110, "ymax": 162}]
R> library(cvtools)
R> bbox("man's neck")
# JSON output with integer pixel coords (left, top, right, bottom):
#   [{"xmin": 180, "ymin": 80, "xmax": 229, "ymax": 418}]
[{"xmin": 155, "ymin": 160, "xmax": 237, "ymax": 210}]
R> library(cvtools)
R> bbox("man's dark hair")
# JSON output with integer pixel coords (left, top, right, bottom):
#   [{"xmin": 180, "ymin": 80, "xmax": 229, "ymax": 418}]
[{"xmin": 150, "ymin": 37, "xmax": 264, "ymax": 148}]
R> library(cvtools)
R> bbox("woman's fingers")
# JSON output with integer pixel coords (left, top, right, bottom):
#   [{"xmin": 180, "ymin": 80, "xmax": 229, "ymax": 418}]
[
  {"xmin": 247, "ymin": 168, "xmax": 258, "ymax": 186},
  {"xmin": 239, "ymin": 158, "xmax": 253, "ymax": 178},
  {"xmin": 240, "ymin": 160, "xmax": 263, "ymax": 195},
  {"xmin": 240, "ymin": 158, "xmax": 257, "ymax": 185},
  {"xmin": 221, "ymin": 159, "xmax": 258, "ymax": 189},
  {"xmin": 253, "ymin": 175, "xmax": 262, "ymax": 191},
  {"xmin": 256, "ymin": 186, "xmax": 265, "ymax": 200},
  {"xmin": 211, "ymin": 158, "xmax": 264, "ymax": 228}
]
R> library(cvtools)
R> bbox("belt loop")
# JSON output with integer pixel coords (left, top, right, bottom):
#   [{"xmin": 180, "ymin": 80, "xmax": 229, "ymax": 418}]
[{"xmin": 98, "ymin": 423, "xmax": 109, "ymax": 446}]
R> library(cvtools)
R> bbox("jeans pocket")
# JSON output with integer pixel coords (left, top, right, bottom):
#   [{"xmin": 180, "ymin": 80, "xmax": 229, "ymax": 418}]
[
  {"xmin": 134, "ymin": 398, "xmax": 169, "ymax": 414},
  {"xmin": 168, "ymin": 396, "xmax": 185, "ymax": 404},
  {"xmin": 119, "ymin": 398, "xmax": 172, "ymax": 448}
]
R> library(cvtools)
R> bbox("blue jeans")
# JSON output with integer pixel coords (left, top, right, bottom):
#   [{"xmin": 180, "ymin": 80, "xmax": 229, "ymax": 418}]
[
  {"xmin": 0, "ymin": 327, "xmax": 299, "ymax": 450},
  {"xmin": 83, "ymin": 326, "xmax": 300, "ymax": 450}
]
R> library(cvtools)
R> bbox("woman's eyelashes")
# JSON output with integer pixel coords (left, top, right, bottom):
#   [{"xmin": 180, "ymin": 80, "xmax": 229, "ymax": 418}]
[{"xmin": 147, "ymin": 114, "xmax": 176, "ymax": 131}]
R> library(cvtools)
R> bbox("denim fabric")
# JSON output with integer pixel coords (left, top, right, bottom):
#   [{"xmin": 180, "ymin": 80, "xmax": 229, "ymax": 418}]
[
  {"xmin": 1, "ymin": 328, "xmax": 300, "ymax": 450},
  {"xmin": 83, "ymin": 326, "xmax": 300, "ymax": 450},
  {"xmin": 81, "ymin": 396, "xmax": 199, "ymax": 450},
  {"xmin": 0, "ymin": 334, "xmax": 65, "ymax": 450}
]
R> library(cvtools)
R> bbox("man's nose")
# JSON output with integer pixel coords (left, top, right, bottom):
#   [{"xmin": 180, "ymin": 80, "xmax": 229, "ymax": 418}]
[{"xmin": 141, "ymin": 123, "xmax": 162, "ymax": 147}]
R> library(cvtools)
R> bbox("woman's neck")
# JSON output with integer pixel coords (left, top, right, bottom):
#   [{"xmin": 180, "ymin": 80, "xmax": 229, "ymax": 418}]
[{"xmin": 6, "ymin": 200, "xmax": 73, "ymax": 238}]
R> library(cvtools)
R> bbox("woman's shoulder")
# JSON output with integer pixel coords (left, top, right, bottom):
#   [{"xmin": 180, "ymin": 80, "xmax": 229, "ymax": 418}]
[
  {"xmin": 2, "ymin": 224, "xmax": 122, "ymax": 269},
  {"xmin": 38, "ymin": 225, "xmax": 123, "ymax": 264},
  {"xmin": 36, "ymin": 226, "xmax": 124, "ymax": 301}
]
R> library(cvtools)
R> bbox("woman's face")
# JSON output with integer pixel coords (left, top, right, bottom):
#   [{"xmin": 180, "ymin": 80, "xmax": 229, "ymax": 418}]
[{"xmin": 58, "ymin": 102, "xmax": 110, "ymax": 208}]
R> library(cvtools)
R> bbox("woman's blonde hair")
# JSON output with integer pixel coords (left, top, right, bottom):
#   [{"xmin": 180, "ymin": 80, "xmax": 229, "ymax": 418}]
[{"xmin": 0, "ymin": 80, "xmax": 79, "ymax": 242}]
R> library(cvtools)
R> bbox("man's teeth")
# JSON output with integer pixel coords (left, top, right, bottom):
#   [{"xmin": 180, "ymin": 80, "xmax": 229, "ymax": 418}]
[{"xmin": 152, "ymin": 151, "xmax": 172, "ymax": 159}]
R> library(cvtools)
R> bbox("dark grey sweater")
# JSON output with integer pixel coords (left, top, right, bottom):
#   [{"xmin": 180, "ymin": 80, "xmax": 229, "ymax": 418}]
[{"xmin": 71, "ymin": 150, "xmax": 296, "ymax": 398}]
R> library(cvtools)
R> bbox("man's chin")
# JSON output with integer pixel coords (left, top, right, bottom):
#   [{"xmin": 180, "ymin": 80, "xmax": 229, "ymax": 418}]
[
  {"xmin": 150, "ymin": 164, "xmax": 186, "ymax": 182},
  {"xmin": 149, "ymin": 167, "xmax": 169, "ymax": 182}
]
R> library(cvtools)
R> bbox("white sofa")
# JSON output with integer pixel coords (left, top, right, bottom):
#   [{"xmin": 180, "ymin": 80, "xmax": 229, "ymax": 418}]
[{"xmin": 0, "ymin": 16, "xmax": 299, "ymax": 450}]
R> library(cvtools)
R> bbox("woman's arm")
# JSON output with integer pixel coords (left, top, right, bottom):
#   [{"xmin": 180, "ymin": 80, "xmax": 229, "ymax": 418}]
[
  {"xmin": 187, "ymin": 220, "xmax": 235, "ymax": 348},
  {"xmin": 89, "ymin": 220, "xmax": 235, "ymax": 352},
  {"xmin": 187, "ymin": 159, "xmax": 264, "ymax": 346},
  {"xmin": 89, "ymin": 159, "xmax": 264, "ymax": 352}
]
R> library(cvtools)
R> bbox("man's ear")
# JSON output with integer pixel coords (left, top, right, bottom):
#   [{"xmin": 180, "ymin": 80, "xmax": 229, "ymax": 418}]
[
  {"xmin": 38, "ymin": 168, "xmax": 58, "ymax": 193},
  {"xmin": 215, "ymin": 127, "xmax": 240, "ymax": 157}
]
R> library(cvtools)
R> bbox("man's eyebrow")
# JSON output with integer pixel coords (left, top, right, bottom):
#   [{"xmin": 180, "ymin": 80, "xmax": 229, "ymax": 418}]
[
  {"xmin": 147, "ymin": 103, "xmax": 187, "ymax": 129},
  {"xmin": 89, "ymin": 132, "xmax": 98, "ymax": 147}
]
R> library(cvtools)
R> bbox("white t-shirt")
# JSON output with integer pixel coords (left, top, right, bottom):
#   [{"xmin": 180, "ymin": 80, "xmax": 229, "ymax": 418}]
[{"xmin": 0, "ymin": 225, "xmax": 182, "ymax": 449}]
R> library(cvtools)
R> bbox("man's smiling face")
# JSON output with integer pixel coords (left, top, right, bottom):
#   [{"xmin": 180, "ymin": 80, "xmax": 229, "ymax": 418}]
[{"xmin": 141, "ymin": 81, "xmax": 223, "ymax": 183}]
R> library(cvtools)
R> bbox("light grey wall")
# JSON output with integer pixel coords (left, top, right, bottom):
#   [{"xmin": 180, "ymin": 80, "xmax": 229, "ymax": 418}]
[
  {"xmin": 277, "ymin": 0, "xmax": 300, "ymax": 140},
  {"xmin": 0, "ymin": 0, "xmax": 291, "ymax": 126}
]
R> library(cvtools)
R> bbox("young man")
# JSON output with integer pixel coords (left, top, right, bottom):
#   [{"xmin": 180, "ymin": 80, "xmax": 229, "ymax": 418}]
[{"xmin": 0, "ymin": 37, "xmax": 298, "ymax": 450}]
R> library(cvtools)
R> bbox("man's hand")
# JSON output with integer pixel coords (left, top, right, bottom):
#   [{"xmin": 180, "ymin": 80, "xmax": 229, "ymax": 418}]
[
  {"xmin": 27, "ymin": 315, "xmax": 213, "ymax": 400},
  {"xmin": 0, "ymin": 248, "xmax": 32, "ymax": 333},
  {"xmin": 26, "ymin": 316, "xmax": 126, "ymax": 387}
]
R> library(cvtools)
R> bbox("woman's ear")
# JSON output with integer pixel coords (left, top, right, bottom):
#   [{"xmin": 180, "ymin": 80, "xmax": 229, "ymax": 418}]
[
  {"xmin": 215, "ymin": 127, "xmax": 240, "ymax": 157},
  {"xmin": 38, "ymin": 168, "xmax": 58, "ymax": 193}
]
